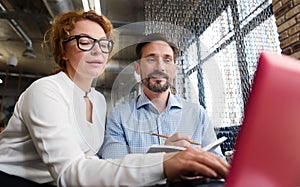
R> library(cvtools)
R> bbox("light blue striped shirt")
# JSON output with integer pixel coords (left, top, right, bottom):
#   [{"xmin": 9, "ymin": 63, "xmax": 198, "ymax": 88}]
[{"xmin": 100, "ymin": 92, "xmax": 224, "ymax": 159}]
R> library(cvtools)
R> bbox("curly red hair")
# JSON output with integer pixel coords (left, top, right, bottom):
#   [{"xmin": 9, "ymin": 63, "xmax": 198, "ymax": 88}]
[{"xmin": 45, "ymin": 10, "xmax": 113, "ymax": 73}]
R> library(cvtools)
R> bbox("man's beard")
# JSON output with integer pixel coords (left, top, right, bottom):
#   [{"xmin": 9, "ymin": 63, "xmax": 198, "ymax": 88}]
[{"xmin": 141, "ymin": 70, "xmax": 171, "ymax": 93}]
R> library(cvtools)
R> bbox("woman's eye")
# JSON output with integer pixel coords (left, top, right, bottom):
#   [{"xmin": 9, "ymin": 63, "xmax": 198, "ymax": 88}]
[
  {"xmin": 100, "ymin": 44, "xmax": 108, "ymax": 49},
  {"xmin": 79, "ymin": 39, "xmax": 93, "ymax": 45}
]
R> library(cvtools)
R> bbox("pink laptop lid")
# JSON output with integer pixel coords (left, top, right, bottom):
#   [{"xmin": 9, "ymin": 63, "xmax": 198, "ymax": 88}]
[{"xmin": 225, "ymin": 52, "xmax": 300, "ymax": 187}]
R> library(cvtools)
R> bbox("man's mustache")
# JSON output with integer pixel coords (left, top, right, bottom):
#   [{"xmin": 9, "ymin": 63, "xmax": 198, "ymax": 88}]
[{"xmin": 146, "ymin": 70, "xmax": 169, "ymax": 80}]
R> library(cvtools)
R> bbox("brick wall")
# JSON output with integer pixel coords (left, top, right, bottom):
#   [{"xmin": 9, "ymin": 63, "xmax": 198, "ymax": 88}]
[{"xmin": 273, "ymin": 0, "xmax": 300, "ymax": 59}]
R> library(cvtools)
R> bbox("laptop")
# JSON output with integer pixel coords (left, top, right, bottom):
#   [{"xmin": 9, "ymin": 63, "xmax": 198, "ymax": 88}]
[
  {"xmin": 225, "ymin": 51, "xmax": 300, "ymax": 187},
  {"xmin": 165, "ymin": 51, "xmax": 300, "ymax": 187}
]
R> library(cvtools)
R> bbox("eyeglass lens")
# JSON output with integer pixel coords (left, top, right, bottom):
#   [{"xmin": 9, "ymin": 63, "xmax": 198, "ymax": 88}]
[{"xmin": 77, "ymin": 36, "xmax": 113, "ymax": 53}]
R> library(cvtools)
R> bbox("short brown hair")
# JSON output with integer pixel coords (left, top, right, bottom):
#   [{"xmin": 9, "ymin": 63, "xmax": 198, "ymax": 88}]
[
  {"xmin": 45, "ymin": 10, "xmax": 113, "ymax": 73},
  {"xmin": 135, "ymin": 33, "xmax": 179, "ymax": 61}
]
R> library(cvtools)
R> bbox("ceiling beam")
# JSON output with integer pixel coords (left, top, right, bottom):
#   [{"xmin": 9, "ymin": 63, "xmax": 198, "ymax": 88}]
[{"xmin": 0, "ymin": 10, "xmax": 50, "ymax": 20}]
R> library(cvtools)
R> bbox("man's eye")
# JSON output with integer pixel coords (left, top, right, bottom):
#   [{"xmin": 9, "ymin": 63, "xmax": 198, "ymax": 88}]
[
  {"xmin": 163, "ymin": 59, "xmax": 172, "ymax": 63},
  {"xmin": 146, "ymin": 58, "xmax": 156, "ymax": 62}
]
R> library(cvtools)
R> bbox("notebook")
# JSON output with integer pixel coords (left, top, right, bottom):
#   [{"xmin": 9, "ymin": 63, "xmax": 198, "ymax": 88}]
[
  {"xmin": 147, "ymin": 136, "xmax": 227, "ymax": 153},
  {"xmin": 225, "ymin": 51, "xmax": 300, "ymax": 187}
]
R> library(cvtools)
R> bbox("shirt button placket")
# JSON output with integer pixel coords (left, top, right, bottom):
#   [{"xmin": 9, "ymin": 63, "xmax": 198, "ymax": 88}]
[{"xmin": 157, "ymin": 114, "xmax": 163, "ymax": 144}]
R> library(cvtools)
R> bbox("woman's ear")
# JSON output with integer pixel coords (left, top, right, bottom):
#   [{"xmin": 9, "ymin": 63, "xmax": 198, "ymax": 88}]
[{"xmin": 62, "ymin": 52, "xmax": 68, "ymax": 61}]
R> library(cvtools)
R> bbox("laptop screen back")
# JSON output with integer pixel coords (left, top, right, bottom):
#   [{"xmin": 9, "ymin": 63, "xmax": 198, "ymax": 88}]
[{"xmin": 225, "ymin": 52, "xmax": 300, "ymax": 187}]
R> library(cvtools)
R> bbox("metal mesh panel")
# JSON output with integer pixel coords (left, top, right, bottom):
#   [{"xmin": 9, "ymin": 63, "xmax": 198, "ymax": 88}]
[{"xmin": 145, "ymin": 0, "xmax": 281, "ymax": 128}]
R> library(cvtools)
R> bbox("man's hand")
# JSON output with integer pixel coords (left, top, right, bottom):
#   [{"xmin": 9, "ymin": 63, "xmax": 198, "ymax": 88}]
[
  {"xmin": 163, "ymin": 147, "xmax": 230, "ymax": 181},
  {"xmin": 164, "ymin": 132, "xmax": 194, "ymax": 148}
]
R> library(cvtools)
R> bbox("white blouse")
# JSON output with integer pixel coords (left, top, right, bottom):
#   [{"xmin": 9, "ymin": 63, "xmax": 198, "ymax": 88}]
[{"xmin": 0, "ymin": 72, "xmax": 164, "ymax": 186}]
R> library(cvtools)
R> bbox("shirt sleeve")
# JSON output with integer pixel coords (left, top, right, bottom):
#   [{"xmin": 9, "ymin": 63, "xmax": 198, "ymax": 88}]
[
  {"xmin": 99, "ymin": 107, "xmax": 131, "ymax": 159},
  {"xmin": 59, "ymin": 153, "xmax": 165, "ymax": 187},
  {"xmin": 20, "ymin": 80, "xmax": 165, "ymax": 186}
]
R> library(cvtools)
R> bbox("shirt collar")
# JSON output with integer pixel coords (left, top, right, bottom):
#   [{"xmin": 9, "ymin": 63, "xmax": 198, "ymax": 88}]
[{"xmin": 136, "ymin": 91, "xmax": 182, "ymax": 110}]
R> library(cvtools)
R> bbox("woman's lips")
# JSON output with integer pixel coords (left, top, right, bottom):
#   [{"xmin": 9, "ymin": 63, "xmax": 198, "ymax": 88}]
[{"xmin": 87, "ymin": 61, "xmax": 104, "ymax": 65}]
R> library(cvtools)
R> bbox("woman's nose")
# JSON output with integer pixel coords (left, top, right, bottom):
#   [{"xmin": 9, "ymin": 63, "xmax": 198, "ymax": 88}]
[{"xmin": 90, "ymin": 42, "xmax": 102, "ymax": 55}]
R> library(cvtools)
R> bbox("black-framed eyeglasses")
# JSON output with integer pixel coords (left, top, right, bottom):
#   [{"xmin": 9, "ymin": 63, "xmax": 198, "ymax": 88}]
[{"xmin": 63, "ymin": 35, "xmax": 114, "ymax": 53}]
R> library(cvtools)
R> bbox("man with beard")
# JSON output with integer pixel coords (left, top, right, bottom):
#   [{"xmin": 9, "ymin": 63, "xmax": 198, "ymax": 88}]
[{"xmin": 100, "ymin": 33, "xmax": 224, "ymax": 160}]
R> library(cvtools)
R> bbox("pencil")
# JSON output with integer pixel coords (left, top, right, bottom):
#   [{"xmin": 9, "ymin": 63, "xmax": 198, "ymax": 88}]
[{"xmin": 149, "ymin": 132, "xmax": 201, "ymax": 145}]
